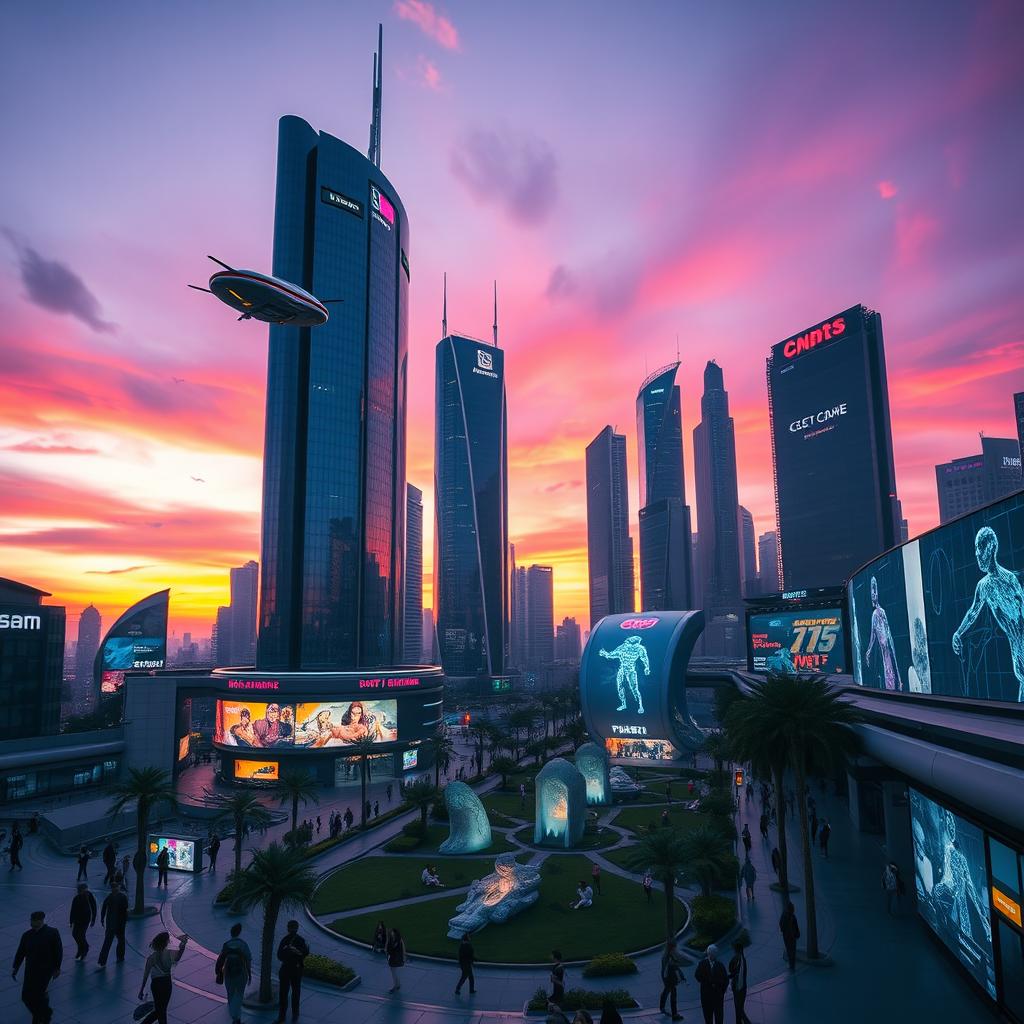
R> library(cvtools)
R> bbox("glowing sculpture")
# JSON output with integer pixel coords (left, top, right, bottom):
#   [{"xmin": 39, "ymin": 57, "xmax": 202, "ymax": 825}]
[
  {"xmin": 575, "ymin": 741, "xmax": 611, "ymax": 805},
  {"xmin": 534, "ymin": 757, "xmax": 587, "ymax": 848},
  {"xmin": 446, "ymin": 853, "xmax": 541, "ymax": 937},
  {"xmin": 439, "ymin": 781, "xmax": 492, "ymax": 854}
]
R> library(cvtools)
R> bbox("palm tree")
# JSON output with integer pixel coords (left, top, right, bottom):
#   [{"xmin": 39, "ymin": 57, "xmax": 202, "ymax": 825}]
[
  {"xmin": 727, "ymin": 673, "xmax": 861, "ymax": 959},
  {"xmin": 209, "ymin": 791, "xmax": 273, "ymax": 883},
  {"xmin": 525, "ymin": 735, "xmax": 549, "ymax": 767},
  {"xmin": 507, "ymin": 706, "xmax": 537, "ymax": 758},
  {"xmin": 677, "ymin": 822, "xmax": 738, "ymax": 898},
  {"xmin": 231, "ymin": 843, "xmax": 316, "ymax": 1004},
  {"xmin": 701, "ymin": 731, "xmax": 730, "ymax": 774},
  {"xmin": 626, "ymin": 826, "xmax": 689, "ymax": 942},
  {"xmin": 424, "ymin": 731, "xmax": 456, "ymax": 787},
  {"xmin": 273, "ymin": 767, "xmax": 319, "ymax": 836},
  {"xmin": 467, "ymin": 721, "xmax": 494, "ymax": 775},
  {"xmin": 489, "ymin": 754, "xmax": 519, "ymax": 790},
  {"xmin": 402, "ymin": 777, "xmax": 438, "ymax": 830},
  {"xmin": 560, "ymin": 716, "xmax": 588, "ymax": 749},
  {"xmin": 108, "ymin": 767, "xmax": 177, "ymax": 915},
  {"xmin": 350, "ymin": 736, "xmax": 377, "ymax": 827}
]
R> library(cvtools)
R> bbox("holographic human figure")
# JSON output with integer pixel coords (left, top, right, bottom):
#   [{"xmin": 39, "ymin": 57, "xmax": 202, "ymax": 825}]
[
  {"xmin": 598, "ymin": 635, "xmax": 650, "ymax": 713},
  {"xmin": 765, "ymin": 645, "xmax": 796, "ymax": 675},
  {"xmin": 952, "ymin": 526, "xmax": 1024, "ymax": 702},
  {"xmin": 865, "ymin": 576, "xmax": 902, "ymax": 691},
  {"xmin": 933, "ymin": 809, "xmax": 992, "ymax": 946},
  {"xmin": 908, "ymin": 617, "xmax": 931, "ymax": 693}
]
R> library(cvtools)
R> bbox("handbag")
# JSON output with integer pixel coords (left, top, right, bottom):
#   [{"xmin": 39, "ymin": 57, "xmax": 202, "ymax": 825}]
[{"xmin": 133, "ymin": 1000, "xmax": 155, "ymax": 1021}]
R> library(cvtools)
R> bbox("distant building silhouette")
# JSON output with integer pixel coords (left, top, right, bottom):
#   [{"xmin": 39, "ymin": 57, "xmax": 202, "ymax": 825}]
[
  {"xmin": 74, "ymin": 604, "xmax": 101, "ymax": 713},
  {"xmin": 935, "ymin": 437, "xmax": 1021, "ymax": 523},
  {"xmin": 738, "ymin": 506, "xmax": 757, "ymax": 598},
  {"xmin": 554, "ymin": 616, "xmax": 582, "ymax": 665},
  {"xmin": 757, "ymin": 531, "xmax": 780, "ymax": 595},
  {"xmin": 525, "ymin": 565, "xmax": 554, "ymax": 670}
]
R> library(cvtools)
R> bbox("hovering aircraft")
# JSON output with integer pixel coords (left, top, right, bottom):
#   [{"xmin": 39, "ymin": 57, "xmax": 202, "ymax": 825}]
[{"xmin": 189, "ymin": 256, "xmax": 340, "ymax": 326}]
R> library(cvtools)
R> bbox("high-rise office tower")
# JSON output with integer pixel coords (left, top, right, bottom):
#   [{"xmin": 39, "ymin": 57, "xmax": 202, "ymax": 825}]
[
  {"xmin": 257, "ymin": 32, "xmax": 409, "ymax": 671},
  {"xmin": 404, "ymin": 484, "xmax": 423, "ymax": 663},
  {"xmin": 74, "ymin": 604, "xmax": 101, "ymax": 705},
  {"xmin": 554, "ymin": 616, "xmax": 582, "ymax": 665},
  {"xmin": 525, "ymin": 565, "xmax": 554, "ymax": 670},
  {"xmin": 693, "ymin": 361, "xmax": 743, "ymax": 655},
  {"xmin": 935, "ymin": 436, "xmax": 1022, "ymax": 523},
  {"xmin": 434, "ymin": 290, "xmax": 509, "ymax": 679},
  {"xmin": 1015, "ymin": 392, "xmax": 1024, "ymax": 470},
  {"xmin": 738, "ymin": 506, "xmax": 757, "ymax": 597},
  {"xmin": 509, "ymin": 545, "xmax": 529, "ymax": 670},
  {"xmin": 228, "ymin": 560, "xmax": 258, "ymax": 667},
  {"xmin": 585, "ymin": 426, "xmax": 635, "ymax": 627},
  {"xmin": 214, "ymin": 606, "xmax": 231, "ymax": 667},
  {"xmin": 757, "ymin": 531, "xmax": 780, "ymax": 595},
  {"xmin": 636, "ymin": 364, "xmax": 693, "ymax": 611},
  {"xmin": 421, "ymin": 607, "xmax": 437, "ymax": 664},
  {"xmin": 767, "ymin": 305, "xmax": 900, "ymax": 590}
]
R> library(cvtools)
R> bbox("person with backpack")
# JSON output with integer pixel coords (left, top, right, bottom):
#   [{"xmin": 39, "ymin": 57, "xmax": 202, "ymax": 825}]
[
  {"xmin": 659, "ymin": 939, "xmax": 686, "ymax": 1021},
  {"xmin": 275, "ymin": 920, "xmax": 309, "ymax": 1022},
  {"xmin": 215, "ymin": 922, "xmax": 252, "ymax": 1024}
]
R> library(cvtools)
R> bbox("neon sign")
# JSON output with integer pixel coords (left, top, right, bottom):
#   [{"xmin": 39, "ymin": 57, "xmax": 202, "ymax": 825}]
[
  {"xmin": 227, "ymin": 679, "xmax": 281, "ymax": 690},
  {"xmin": 619, "ymin": 617, "xmax": 659, "ymax": 630},
  {"xmin": 782, "ymin": 316, "xmax": 846, "ymax": 359}
]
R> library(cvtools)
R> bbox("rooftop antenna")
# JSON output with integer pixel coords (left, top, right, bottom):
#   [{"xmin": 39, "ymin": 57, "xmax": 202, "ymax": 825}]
[
  {"xmin": 367, "ymin": 24, "xmax": 383, "ymax": 167},
  {"xmin": 442, "ymin": 272, "xmax": 448, "ymax": 338},
  {"xmin": 676, "ymin": 333, "xmax": 680, "ymax": 361},
  {"xmin": 492, "ymin": 280, "xmax": 498, "ymax": 346}
]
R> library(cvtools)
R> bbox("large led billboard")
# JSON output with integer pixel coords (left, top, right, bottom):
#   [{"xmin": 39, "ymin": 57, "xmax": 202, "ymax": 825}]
[
  {"xmin": 748, "ymin": 609, "xmax": 846, "ymax": 674},
  {"xmin": 148, "ymin": 836, "xmax": 198, "ymax": 873},
  {"xmin": 604, "ymin": 737, "xmax": 675, "ymax": 760},
  {"xmin": 215, "ymin": 699, "xmax": 398, "ymax": 748},
  {"xmin": 95, "ymin": 590, "xmax": 169, "ymax": 694},
  {"xmin": 767, "ymin": 306, "xmax": 898, "ymax": 591},
  {"xmin": 909, "ymin": 789, "xmax": 996, "ymax": 997},
  {"xmin": 234, "ymin": 759, "xmax": 279, "ymax": 781},
  {"xmin": 849, "ymin": 490, "xmax": 1023, "ymax": 702}
]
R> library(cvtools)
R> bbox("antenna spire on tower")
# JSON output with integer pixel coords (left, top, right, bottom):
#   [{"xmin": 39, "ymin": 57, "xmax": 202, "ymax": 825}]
[
  {"xmin": 492, "ymin": 280, "xmax": 498, "ymax": 346},
  {"xmin": 442, "ymin": 272, "xmax": 448, "ymax": 338},
  {"xmin": 367, "ymin": 24, "xmax": 383, "ymax": 167}
]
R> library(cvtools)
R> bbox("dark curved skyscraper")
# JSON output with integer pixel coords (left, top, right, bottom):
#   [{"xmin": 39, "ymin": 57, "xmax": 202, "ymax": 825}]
[
  {"xmin": 434, "ymin": 334, "xmax": 508, "ymax": 679},
  {"xmin": 258, "ymin": 38, "xmax": 410, "ymax": 671}
]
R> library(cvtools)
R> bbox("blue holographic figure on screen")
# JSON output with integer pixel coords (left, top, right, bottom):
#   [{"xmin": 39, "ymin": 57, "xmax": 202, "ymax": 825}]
[
  {"xmin": 599, "ymin": 636, "xmax": 650, "ymax": 714},
  {"xmin": 865, "ymin": 575, "xmax": 902, "ymax": 691},
  {"xmin": 952, "ymin": 526, "xmax": 1024, "ymax": 702}
]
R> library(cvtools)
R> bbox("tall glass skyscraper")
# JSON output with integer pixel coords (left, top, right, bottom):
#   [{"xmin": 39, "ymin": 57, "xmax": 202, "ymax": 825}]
[
  {"xmin": 404, "ymin": 483, "xmax": 423, "ymax": 663},
  {"xmin": 586, "ymin": 426, "xmax": 635, "ymax": 627},
  {"xmin": 434, "ymin": 334, "xmax": 508, "ymax": 678},
  {"xmin": 635, "ymin": 364, "xmax": 692, "ymax": 611},
  {"xmin": 257, "ymin": 66, "xmax": 410, "ymax": 671}
]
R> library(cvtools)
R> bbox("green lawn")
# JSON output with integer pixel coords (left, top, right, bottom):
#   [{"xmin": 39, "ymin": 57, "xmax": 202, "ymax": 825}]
[
  {"xmin": 610, "ymin": 807, "xmax": 707, "ymax": 836},
  {"xmin": 329, "ymin": 853, "xmax": 674, "ymax": 961},
  {"xmin": 313, "ymin": 855, "xmax": 510, "ymax": 914},
  {"xmin": 512, "ymin": 825, "xmax": 622, "ymax": 850},
  {"xmin": 385, "ymin": 823, "xmax": 517, "ymax": 856},
  {"xmin": 482, "ymin": 789, "xmax": 536, "ymax": 821},
  {"xmin": 639, "ymin": 780, "xmax": 700, "ymax": 803}
]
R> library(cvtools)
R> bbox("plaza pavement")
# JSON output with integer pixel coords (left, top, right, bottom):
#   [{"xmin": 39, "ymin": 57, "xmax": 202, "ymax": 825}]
[{"xmin": 0, "ymin": 758, "xmax": 993, "ymax": 1024}]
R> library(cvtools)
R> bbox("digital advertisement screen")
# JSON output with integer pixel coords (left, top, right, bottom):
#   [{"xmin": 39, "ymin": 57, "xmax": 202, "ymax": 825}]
[
  {"xmin": 215, "ymin": 699, "xmax": 398, "ymax": 748},
  {"xmin": 748, "ymin": 609, "xmax": 845, "ymax": 674},
  {"xmin": 909, "ymin": 789, "xmax": 996, "ymax": 997},
  {"xmin": 234, "ymin": 759, "xmax": 279, "ymax": 781},
  {"xmin": 849, "ymin": 491, "xmax": 1023, "ymax": 702},
  {"xmin": 148, "ymin": 837, "xmax": 197, "ymax": 873},
  {"xmin": 402, "ymin": 748, "xmax": 418, "ymax": 770},
  {"xmin": 768, "ymin": 307, "xmax": 891, "ymax": 591},
  {"xmin": 95, "ymin": 590, "xmax": 169, "ymax": 692},
  {"xmin": 604, "ymin": 737, "xmax": 675, "ymax": 760},
  {"xmin": 177, "ymin": 736, "xmax": 189, "ymax": 761}
]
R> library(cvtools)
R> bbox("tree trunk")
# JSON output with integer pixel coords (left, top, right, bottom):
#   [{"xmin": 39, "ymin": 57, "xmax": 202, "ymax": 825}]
[
  {"xmin": 434, "ymin": 752, "xmax": 441, "ymax": 788},
  {"xmin": 234, "ymin": 813, "xmax": 244, "ymax": 877},
  {"xmin": 259, "ymin": 895, "xmax": 281, "ymax": 1003},
  {"xmin": 133, "ymin": 802, "xmax": 148, "ymax": 915},
  {"xmin": 794, "ymin": 754, "xmax": 819, "ymax": 958},
  {"xmin": 664, "ymin": 878, "xmax": 675, "ymax": 941},
  {"xmin": 772, "ymin": 761, "xmax": 791, "ymax": 894},
  {"xmin": 360, "ymin": 758, "xmax": 368, "ymax": 827},
  {"xmin": 291, "ymin": 795, "xmax": 298, "ymax": 835}
]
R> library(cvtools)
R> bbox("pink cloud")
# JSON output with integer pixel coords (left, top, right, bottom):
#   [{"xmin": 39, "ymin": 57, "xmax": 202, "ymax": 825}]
[
  {"xmin": 877, "ymin": 180, "xmax": 898, "ymax": 199},
  {"xmin": 418, "ymin": 56, "xmax": 442, "ymax": 90},
  {"xmin": 394, "ymin": 0, "xmax": 459, "ymax": 50}
]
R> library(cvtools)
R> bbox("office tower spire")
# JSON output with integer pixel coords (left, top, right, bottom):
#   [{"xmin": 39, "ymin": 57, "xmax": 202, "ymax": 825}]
[
  {"xmin": 442, "ymin": 272, "xmax": 448, "ymax": 338},
  {"xmin": 492, "ymin": 280, "xmax": 498, "ymax": 347},
  {"xmin": 367, "ymin": 23, "xmax": 383, "ymax": 167}
]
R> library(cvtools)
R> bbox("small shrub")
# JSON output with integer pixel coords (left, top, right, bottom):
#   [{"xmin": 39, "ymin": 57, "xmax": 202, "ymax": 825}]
[
  {"xmin": 304, "ymin": 833, "xmax": 349, "ymax": 858},
  {"xmin": 689, "ymin": 894, "xmax": 736, "ymax": 948},
  {"xmin": 582, "ymin": 953, "xmax": 637, "ymax": 978},
  {"xmin": 526, "ymin": 987, "xmax": 636, "ymax": 1011},
  {"xmin": 403, "ymin": 819, "xmax": 427, "ymax": 838},
  {"xmin": 304, "ymin": 953, "xmax": 355, "ymax": 987},
  {"xmin": 214, "ymin": 880, "xmax": 235, "ymax": 904},
  {"xmin": 431, "ymin": 801, "xmax": 450, "ymax": 822}
]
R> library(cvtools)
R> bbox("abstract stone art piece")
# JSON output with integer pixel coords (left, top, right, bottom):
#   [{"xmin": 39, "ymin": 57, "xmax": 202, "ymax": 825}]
[
  {"xmin": 447, "ymin": 853, "xmax": 541, "ymax": 937},
  {"xmin": 439, "ymin": 780, "xmax": 492, "ymax": 854},
  {"xmin": 574, "ymin": 741, "xmax": 611, "ymax": 805},
  {"xmin": 534, "ymin": 757, "xmax": 587, "ymax": 848}
]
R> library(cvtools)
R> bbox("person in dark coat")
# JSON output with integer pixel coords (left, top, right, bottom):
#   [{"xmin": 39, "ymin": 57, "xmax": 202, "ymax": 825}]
[
  {"xmin": 779, "ymin": 901, "xmax": 800, "ymax": 971},
  {"xmin": 69, "ymin": 882, "xmax": 98, "ymax": 961},
  {"xmin": 727, "ymin": 941, "xmax": 752, "ymax": 1024},
  {"xmin": 156, "ymin": 846, "xmax": 170, "ymax": 888},
  {"xmin": 819, "ymin": 819, "xmax": 832, "ymax": 858},
  {"xmin": 694, "ymin": 944, "xmax": 729, "ymax": 1024},
  {"xmin": 770, "ymin": 846, "xmax": 782, "ymax": 877},
  {"xmin": 101, "ymin": 840, "xmax": 117, "ymax": 886},
  {"xmin": 207, "ymin": 835, "xmax": 220, "ymax": 873},
  {"xmin": 274, "ymin": 919, "xmax": 309, "ymax": 1023},
  {"xmin": 12, "ymin": 910, "xmax": 63, "ymax": 1022},
  {"xmin": 549, "ymin": 949, "xmax": 565, "ymax": 1007},
  {"xmin": 76, "ymin": 846, "xmax": 91, "ymax": 881},
  {"xmin": 659, "ymin": 939, "xmax": 686, "ymax": 1020},
  {"xmin": 97, "ymin": 884, "xmax": 129, "ymax": 966},
  {"xmin": 455, "ymin": 932, "xmax": 476, "ymax": 995},
  {"xmin": 9, "ymin": 824, "xmax": 24, "ymax": 870}
]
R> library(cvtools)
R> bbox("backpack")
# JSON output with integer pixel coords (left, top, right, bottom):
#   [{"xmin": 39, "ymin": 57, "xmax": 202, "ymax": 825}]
[{"xmin": 222, "ymin": 942, "xmax": 246, "ymax": 977}]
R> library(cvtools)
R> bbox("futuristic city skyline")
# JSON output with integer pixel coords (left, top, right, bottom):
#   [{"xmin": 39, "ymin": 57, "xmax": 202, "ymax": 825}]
[{"xmin": 1, "ymin": 1, "xmax": 1023, "ymax": 635}]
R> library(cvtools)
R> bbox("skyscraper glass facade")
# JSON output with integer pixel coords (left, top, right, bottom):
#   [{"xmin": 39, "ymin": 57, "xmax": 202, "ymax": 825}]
[
  {"xmin": 434, "ymin": 335, "xmax": 508, "ymax": 678},
  {"xmin": 258, "ymin": 116, "xmax": 409, "ymax": 671},
  {"xmin": 404, "ymin": 483, "xmax": 423, "ymax": 664}
]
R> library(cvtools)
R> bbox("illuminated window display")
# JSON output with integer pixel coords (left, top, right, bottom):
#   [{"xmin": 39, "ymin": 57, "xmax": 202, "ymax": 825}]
[
  {"xmin": 533, "ymin": 757, "xmax": 587, "ymax": 848},
  {"xmin": 574, "ymin": 741, "xmax": 611, "ymax": 805},
  {"xmin": 234, "ymin": 760, "xmax": 279, "ymax": 781}
]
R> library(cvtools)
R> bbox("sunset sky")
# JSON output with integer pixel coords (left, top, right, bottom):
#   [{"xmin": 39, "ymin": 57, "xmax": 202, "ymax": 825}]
[{"xmin": 1, "ymin": 1, "xmax": 1022, "ymax": 640}]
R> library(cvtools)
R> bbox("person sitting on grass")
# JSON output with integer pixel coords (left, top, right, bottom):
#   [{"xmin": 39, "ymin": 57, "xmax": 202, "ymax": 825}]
[
  {"xmin": 421, "ymin": 864, "xmax": 445, "ymax": 888},
  {"xmin": 570, "ymin": 880, "xmax": 594, "ymax": 909}
]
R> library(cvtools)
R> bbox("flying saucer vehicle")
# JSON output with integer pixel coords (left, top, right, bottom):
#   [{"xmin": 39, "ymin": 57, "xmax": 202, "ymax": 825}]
[{"xmin": 189, "ymin": 256, "xmax": 339, "ymax": 326}]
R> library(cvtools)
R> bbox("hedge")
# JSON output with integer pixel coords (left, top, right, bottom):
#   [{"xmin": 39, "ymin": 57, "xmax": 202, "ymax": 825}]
[
  {"xmin": 304, "ymin": 953, "xmax": 356, "ymax": 987},
  {"xmin": 688, "ymin": 894, "xmax": 737, "ymax": 949},
  {"xmin": 526, "ymin": 987, "xmax": 637, "ymax": 1011},
  {"xmin": 582, "ymin": 953, "xmax": 637, "ymax": 978}
]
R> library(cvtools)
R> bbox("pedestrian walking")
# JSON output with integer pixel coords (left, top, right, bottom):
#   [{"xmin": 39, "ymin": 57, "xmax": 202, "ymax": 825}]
[
  {"xmin": 344, "ymin": 807, "xmax": 354, "ymax": 830},
  {"xmin": 156, "ymin": 845, "xmax": 170, "ymax": 888},
  {"xmin": 643, "ymin": 869, "xmax": 653, "ymax": 903},
  {"xmin": 739, "ymin": 857, "xmax": 757, "ymax": 901},
  {"xmin": 215, "ymin": 923, "xmax": 252, "ymax": 1024},
  {"xmin": 386, "ymin": 783, "xmax": 393, "ymax": 803},
  {"xmin": 549, "ymin": 950, "xmax": 565, "ymax": 1006},
  {"xmin": 102, "ymin": 839, "xmax": 116, "ymax": 885},
  {"xmin": 316, "ymin": 815, "xmax": 322, "ymax": 835},
  {"xmin": 12, "ymin": 910, "xmax": 62, "ymax": 1023},
  {"xmin": 120, "ymin": 853, "xmax": 131, "ymax": 886},
  {"xmin": 138, "ymin": 931, "xmax": 189, "ymax": 1024},
  {"xmin": 10, "ymin": 824, "xmax": 24, "ymax": 870},
  {"xmin": 364, "ymin": 799, "xmax": 371, "ymax": 823},
  {"xmin": 727, "ymin": 941, "xmax": 752, "ymax": 1024},
  {"xmin": 659, "ymin": 939, "xmax": 686, "ymax": 1020},
  {"xmin": 758, "ymin": 813, "xmax": 769, "ymax": 841},
  {"xmin": 386, "ymin": 927, "xmax": 405, "ymax": 994},
  {"xmin": 771, "ymin": 846, "xmax": 781, "ymax": 878},
  {"xmin": 695, "ymin": 944, "xmax": 728, "ymax": 1024},
  {"xmin": 97, "ymin": 884, "xmax": 129, "ymax": 966},
  {"xmin": 740, "ymin": 824, "xmax": 752, "ymax": 857},
  {"xmin": 882, "ymin": 862, "xmax": 900, "ymax": 915},
  {"xmin": 274, "ymin": 919, "xmax": 309, "ymax": 1023},
  {"xmin": 69, "ymin": 882, "xmax": 98, "ymax": 961},
  {"xmin": 779, "ymin": 902, "xmax": 800, "ymax": 971},
  {"xmin": 591, "ymin": 862, "xmax": 602, "ymax": 895},
  {"xmin": 374, "ymin": 800, "xmax": 380, "ymax": 819},
  {"xmin": 208, "ymin": 835, "xmax": 220, "ymax": 872},
  {"xmin": 455, "ymin": 932, "xmax": 476, "ymax": 995},
  {"xmin": 76, "ymin": 845, "xmax": 91, "ymax": 881},
  {"xmin": 819, "ymin": 819, "xmax": 831, "ymax": 858},
  {"xmin": 372, "ymin": 920, "xmax": 387, "ymax": 954}
]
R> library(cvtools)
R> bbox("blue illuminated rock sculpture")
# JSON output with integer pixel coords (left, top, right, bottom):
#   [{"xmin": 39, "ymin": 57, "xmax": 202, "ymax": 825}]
[
  {"xmin": 534, "ymin": 757, "xmax": 587, "ymax": 848},
  {"xmin": 446, "ymin": 853, "xmax": 541, "ymax": 937},
  {"xmin": 439, "ymin": 781, "xmax": 492, "ymax": 854},
  {"xmin": 575, "ymin": 742, "xmax": 611, "ymax": 805}
]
